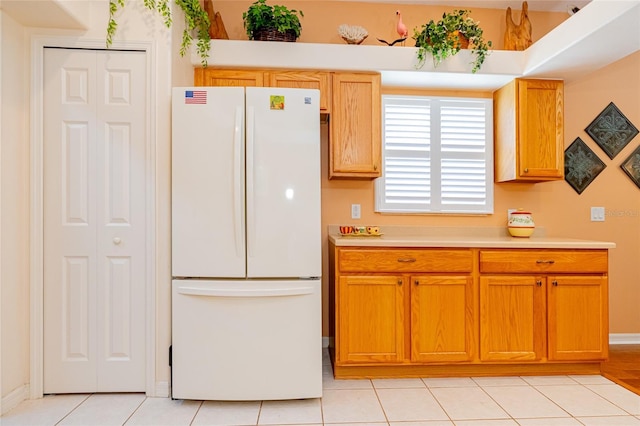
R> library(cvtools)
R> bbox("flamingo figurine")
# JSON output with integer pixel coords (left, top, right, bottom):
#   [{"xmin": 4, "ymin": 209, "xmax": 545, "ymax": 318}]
[
  {"xmin": 396, "ymin": 10, "xmax": 408, "ymax": 39},
  {"xmin": 377, "ymin": 9, "xmax": 408, "ymax": 46}
]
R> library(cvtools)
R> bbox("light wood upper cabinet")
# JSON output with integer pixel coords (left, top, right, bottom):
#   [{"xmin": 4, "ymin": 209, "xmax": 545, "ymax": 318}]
[
  {"xmin": 337, "ymin": 275, "xmax": 405, "ymax": 363},
  {"xmin": 194, "ymin": 68, "xmax": 264, "ymax": 87},
  {"xmin": 494, "ymin": 78, "xmax": 564, "ymax": 182},
  {"xmin": 267, "ymin": 71, "xmax": 331, "ymax": 112},
  {"xmin": 194, "ymin": 68, "xmax": 330, "ymax": 111},
  {"xmin": 330, "ymin": 72, "xmax": 381, "ymax": 179}
]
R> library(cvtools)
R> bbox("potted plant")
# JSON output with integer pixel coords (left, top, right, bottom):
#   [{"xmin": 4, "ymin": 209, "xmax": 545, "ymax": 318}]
[
  {"xmin": 243, "ymin": 0, "xmax": 304, "ymax": 42},
  {"xmin": 107, "ymin": 0, "xmax": 211, "ymax": 67},
  {"xmin": 413, "ymin": 9, "xmax": 492, "ymax": 73}
]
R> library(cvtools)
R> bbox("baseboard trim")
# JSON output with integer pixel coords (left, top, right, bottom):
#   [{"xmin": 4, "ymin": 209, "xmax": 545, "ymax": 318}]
[
  {"xmin": 609, "ymin": 333, "xmax": 640, "ymax": 344},
  {"xmin": 154, "ymin": 381, "xmax": 170, "ymax": 398},
  {"xmin": 322, "ymin": 336, "xmax": 330, "ymax": 348},
  {"xmin": 1, "ymin": 384, "xmax": 29, "ymax": 415}
]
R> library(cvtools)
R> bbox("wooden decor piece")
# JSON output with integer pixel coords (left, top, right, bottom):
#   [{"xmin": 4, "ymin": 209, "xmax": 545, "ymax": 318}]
[
  {"xmin": 504, "ymin": 1, "xmax": 532, "ymax": 51},
  {"xmin": 204, "ymin": 0, "xmax": 229, "ymax": 40}
]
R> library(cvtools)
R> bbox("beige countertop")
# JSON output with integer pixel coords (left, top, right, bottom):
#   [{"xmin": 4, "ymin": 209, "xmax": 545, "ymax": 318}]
[{"xmin": 328, "ymin": 226, "xmax": 616, "ymax": 249}]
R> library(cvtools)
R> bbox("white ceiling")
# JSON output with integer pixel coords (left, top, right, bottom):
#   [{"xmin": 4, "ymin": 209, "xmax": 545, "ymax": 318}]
[{"xmin": 336, "ymin": 0, "xmax": 592, "ymax": 13}]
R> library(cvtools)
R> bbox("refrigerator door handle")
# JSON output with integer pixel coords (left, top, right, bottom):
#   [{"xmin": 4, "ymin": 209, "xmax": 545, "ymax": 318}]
[
  {"xmin": 246, "ymin": 106, "xmax": 256, "ymax": 258},
  {"xmin": 233, "ymin": 106, "xmax": 244, "ymax": 258},
  {"xmin": 176, "ymin": 285, "xmax": 315, "ymax": 298}
]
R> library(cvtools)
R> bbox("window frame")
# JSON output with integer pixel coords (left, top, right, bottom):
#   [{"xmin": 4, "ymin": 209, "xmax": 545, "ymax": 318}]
[{"xmin": 375, "ymin": 94, "xmax": 494, "ymax": 215}]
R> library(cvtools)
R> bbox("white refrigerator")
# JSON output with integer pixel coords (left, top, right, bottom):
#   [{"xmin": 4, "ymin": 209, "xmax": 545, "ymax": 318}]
[{"xmin": 171, "ymin": 87, "xmax": 322, "ymax": 401}]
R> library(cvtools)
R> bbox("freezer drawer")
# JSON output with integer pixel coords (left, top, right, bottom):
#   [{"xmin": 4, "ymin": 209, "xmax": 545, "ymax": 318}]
[{"xmin": 171, "ymin": 279, "xmax": 322, "ymax": 401}]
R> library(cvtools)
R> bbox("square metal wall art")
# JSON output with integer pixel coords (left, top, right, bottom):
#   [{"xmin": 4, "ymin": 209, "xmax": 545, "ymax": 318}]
[
  {"xmin": 565, "ymin": 137, "xmax": 606, "ymax": 194},
  {"xmin": 585, "ymin": 102, "xmax": 639, "ymax": 159},
  {"xmin": 620, "ymin": 145, "xmax": 640, "ymax": 189}
]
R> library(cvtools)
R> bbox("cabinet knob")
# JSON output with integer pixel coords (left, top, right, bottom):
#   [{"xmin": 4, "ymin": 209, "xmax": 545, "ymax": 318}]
[
  {"xmin": 397, "ymin": 258, "xmax": 416, "ymax": 263},
  {"xmin": 374, "ymin": 164, "xmax": 378, "ymax": 171},
  {"xmin": 113, "ymin": 237, "xmax": 122, "ymax": 245},
  {"xmin": 415, "ymin": 280, "xmax": 420, "ymax": 286},
  {"xmin": 536, "ymin": 280, "xmax": 542, "ymax": 287},
  {"xmin": 536, "ymin": 260, "xmax": 555, "ymax": 264},
  {"xmin": 397, "ymin": 279, "xmax": 403, "ymax": 286},
  {"xmin": 524, "ymin": 168, "xmax": 529, "ymax": 173},
  {"xmin": 552, "ymin": 280, "xmax": 558, "ymax": 286}
]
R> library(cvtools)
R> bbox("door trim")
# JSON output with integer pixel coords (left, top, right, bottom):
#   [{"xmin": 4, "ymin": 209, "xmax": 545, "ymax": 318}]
[{"xmin": 30, "ymin": 36, "xmax": 157, "ymax": 398}]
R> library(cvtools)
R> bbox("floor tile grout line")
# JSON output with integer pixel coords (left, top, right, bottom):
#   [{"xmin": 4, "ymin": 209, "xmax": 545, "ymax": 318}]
[
  {"xmin": 579, "ymin": 381, "xmax": 640, "ymax": 416},
  {"xmin": 122, "ymin": 395, "xmax": 148, "ymax": 425},
  {"xmin": 188, "ymin": 399, "xmax": 204, "ymax": 426},
  {"xmin": 525, "ymin": 381, "xmax": 574, "ymax": 419},
  {"xmin": 53, "ymin": 393, "xmax": 92, "ymax": 426},
  {"xmin": 371, "ymin": 379, "xmax": 390, "ymax": 424},
  {"xmin": 422, "ymin": 381, "xmax": 455, "ymax": 424}
]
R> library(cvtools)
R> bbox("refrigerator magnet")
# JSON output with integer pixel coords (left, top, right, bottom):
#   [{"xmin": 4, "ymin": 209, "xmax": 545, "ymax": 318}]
[{"xmin": 270, "ymin": 95, "xmax": 285, "ymax": 110}]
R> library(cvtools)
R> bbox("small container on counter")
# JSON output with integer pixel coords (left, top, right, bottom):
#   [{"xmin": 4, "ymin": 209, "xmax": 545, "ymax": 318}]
[{"xmin": 508, "ymin": 209, "xmax": 535, "ymax": 237}]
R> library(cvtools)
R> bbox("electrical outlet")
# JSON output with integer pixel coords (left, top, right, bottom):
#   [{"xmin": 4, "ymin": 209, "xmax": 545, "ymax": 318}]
[
  {"xmin": 507, "ymin": 209, "xmax": 517, "ymax": 220},
  {"xmin": 351, "ymin": 204, "xmax": 361, "ymax": 219},
  {"xmin": 591, "ymin": 207, "xmax": 605, "ymax": 222}
]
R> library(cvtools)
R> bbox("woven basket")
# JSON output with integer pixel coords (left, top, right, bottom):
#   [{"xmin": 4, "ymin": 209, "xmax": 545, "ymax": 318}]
[{"xmin": 253, "ymin": 28, "xmax": 297, "ymax": 42}]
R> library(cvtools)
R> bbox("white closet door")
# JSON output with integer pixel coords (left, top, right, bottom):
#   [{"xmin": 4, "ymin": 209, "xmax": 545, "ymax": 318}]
[{"xmin": 43, "ymin": 48, "xmax": 147, "ymax": 393}]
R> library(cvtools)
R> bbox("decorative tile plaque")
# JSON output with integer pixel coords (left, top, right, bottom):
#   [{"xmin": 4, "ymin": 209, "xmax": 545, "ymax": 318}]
[
  {"xmin": 620, "ymin": 145, "xmax": 640, "ymax": 189},
  {"xmin": 565, "ymin": 137, "xmax": 606, "ymax": 194},
  {"xmin": 585, "ymin": 102, "xmax": 638, "ymax": 159}
]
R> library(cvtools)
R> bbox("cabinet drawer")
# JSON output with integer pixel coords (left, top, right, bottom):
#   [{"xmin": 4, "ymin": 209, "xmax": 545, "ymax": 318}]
[
  {"xmin": 479, "ymin": 250, "xmax": 607, "ymax": 273},
  {"xmin": 338, "ymin": 249, "xmax": 473, "ymax": 273}
]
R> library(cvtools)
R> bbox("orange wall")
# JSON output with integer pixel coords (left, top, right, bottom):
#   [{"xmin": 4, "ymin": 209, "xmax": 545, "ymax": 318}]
[
  {"xmin": 213, "ymin": 1, "xmax": 639, "ymax": 336},
  {"xmin": 213, "ymin": 1, "xmax": 566, "ymax": 49}
]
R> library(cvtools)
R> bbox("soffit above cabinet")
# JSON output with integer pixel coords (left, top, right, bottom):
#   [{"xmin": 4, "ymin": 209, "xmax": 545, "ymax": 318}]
[
  {"xmin": 0, "ymin": 0, "xmax": 89, "ymax": 30},
  {"xmin": 194, "ymin": 0, "xmax": 639, "ymax": 91}
]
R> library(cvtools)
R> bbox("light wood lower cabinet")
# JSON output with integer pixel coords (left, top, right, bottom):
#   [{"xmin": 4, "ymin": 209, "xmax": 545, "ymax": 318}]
[
  {"xmin": 332, "ymin": 246, "xmax": 475, "ymax": 368},
  {"xmin": 338, "ymin": 275, "xmax": 405, "ymax": 363},
  {"xmin": 547, "ymin": 274, "xmax": 608, "ymax": 361},
  {"xmin": 479, "ymin": 275, "xmax": 547, "ymax": 361},
  {"xmin": 479, "ymin": 249, "xmax": 608, "ymax": 363},
  {"xmin": 411, "ymin": 275, "xmax": 475, "ymax": 362},
  {"xmin": 330, "ymin": 244, "xmax": 609, "ymax": 378}
]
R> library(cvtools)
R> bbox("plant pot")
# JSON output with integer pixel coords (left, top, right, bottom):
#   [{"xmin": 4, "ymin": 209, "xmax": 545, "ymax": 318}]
[
  {"xmin": 450, "ymin": 31, "xmax": 469, "ymax": 49},
  {"xmin": 253, "ymin": 28, "xmax": 297, "ymax": 42}
]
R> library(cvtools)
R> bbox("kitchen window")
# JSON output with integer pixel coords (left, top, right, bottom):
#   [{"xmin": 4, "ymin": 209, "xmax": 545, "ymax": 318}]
[{"xmin": 375, "ymin": 95, "xmax": 494, "ymax": 214}]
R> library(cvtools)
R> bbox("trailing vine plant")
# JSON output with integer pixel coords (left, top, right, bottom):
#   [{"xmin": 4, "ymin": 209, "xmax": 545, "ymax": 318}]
[{"xmin": 106, "ymin": 0, "xmax": 211, "ymax": 67}]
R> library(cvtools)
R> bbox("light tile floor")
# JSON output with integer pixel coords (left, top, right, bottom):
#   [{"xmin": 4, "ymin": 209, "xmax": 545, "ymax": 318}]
[{"xmin": 3, "ymin": 350, "xmax": 640, "ymax": 426}]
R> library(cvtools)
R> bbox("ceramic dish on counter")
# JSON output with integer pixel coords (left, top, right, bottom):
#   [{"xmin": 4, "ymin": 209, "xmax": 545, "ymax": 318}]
[{"xmin": 339, "ymin": 225, "xmax": 382, "ymax": 236}]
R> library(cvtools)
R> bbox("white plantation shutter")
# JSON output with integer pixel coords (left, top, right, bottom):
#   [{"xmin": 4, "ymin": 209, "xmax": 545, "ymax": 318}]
[{"xmin": 376, "ymin": 95, "xmax": 493, "ymax": 214}]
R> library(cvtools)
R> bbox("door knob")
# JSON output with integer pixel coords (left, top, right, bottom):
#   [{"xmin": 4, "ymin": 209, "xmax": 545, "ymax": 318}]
[{"xmin": 113, "ymin": 237, "xmax": 122, "ymax": 245}]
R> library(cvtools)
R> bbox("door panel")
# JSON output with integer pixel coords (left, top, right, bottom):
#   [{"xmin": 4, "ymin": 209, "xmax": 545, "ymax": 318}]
[
  {"xmin": 171, "ymin": 87, "xmax": 246, "ymax": 278},
  {"xmin": 245, "ymin": 87, "xmax": 321, "ymax": 278},
  {"xmin": 44, "ymin": 48, "xmax": 146, "ymax": 393},
  {"xmin": 480, "ymin": 275, "xmax": 546, "ymax": 361}
]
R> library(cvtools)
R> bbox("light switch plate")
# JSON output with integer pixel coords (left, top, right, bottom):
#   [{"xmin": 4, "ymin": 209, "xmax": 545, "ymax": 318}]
[{"xmin": 591, "ymin": 207, "xmax": 605, "ymax": 222}]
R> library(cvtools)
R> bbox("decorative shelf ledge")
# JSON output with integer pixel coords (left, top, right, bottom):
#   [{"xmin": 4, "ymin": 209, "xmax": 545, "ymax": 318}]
[{"xmin": 193, "ymin": 0, "xmax": 639, "ymax": 90}]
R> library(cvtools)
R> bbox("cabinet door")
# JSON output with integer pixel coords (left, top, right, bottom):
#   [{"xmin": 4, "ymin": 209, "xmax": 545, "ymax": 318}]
[
  {"xmin": 330, "ymin": 73, "xmax": 381, "ymax": 179},
  {"xmin": 268, "ymin": 71, "xmax": 331, "ymax": 112},
  {"xmin": 480, "ymin": 275, "xmax": 546, "ymax": 361},
  {"xmin": 194, "ymin": 68, "xmax": 264, "ymax": 87},
  {"xmin": 517, "ymin": 79, "xmax": 564, "ymax": 180},
  {"xmin": 411, "ymin": 275, "xmax": 475, "ymax": 362},
  {"xmin": 337, "ymin": 275, "xmax": 404, "ymax": 363},
  {"xmin": 547, "ymin": 275, "xmax": 608, "ymax": 361}
]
